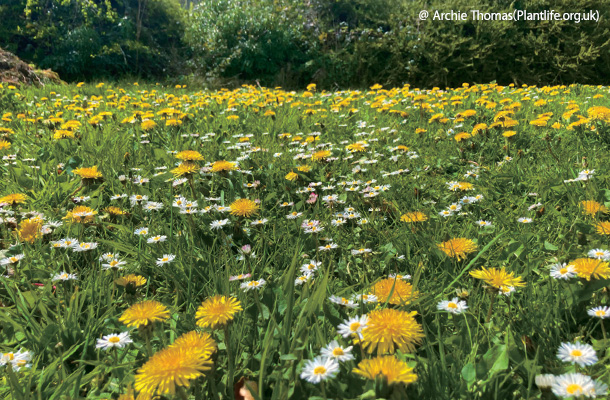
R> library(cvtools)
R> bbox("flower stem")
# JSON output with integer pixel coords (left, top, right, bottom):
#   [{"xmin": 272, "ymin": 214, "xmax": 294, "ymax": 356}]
[
  {"xmin": 485, "ymin": 292, "xmax": 496, "ymax": 323},
  {"xmin": 224, "ymin": 325, "xmax": 235, "ymax": 400}
]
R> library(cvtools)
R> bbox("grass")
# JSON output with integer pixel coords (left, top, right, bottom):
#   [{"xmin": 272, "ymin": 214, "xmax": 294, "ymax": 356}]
[{"xmin": 0, "ymin": 81, "xmax": 609, "ymax": 399}]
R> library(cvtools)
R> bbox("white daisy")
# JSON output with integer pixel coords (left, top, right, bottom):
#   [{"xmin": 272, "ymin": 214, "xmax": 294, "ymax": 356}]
[
  {"xmin": 156, "ymin": 254, "xmax": 176, "ymax": 266},
  {"xmin": 587, "ymin": 306, "xmax": 610, "ymax": 319},
  {"xmin": 320, "ymin": 340, "xmax": 354, "ymax": 362},
  {"xmin": 241, "ymin": 279, "xmax": 266, "ymax": 291},
  {"xmin": 52, "ymin": 271, "xmax": 77, "ymax": 281},
  {"xmin": 587, "ymin": 248, "xmax": 610, "ymax": 260},
  {"xmin": 299, "ymin": 356, "xmax": 339, "ymax": 384},
  {"xmin": 550, "ymin": 263, "xmax": 576, "ymax": 280},
  {"xmin": 437, "ymin": 297, "xmax": 468, "ymax": 314},
  {"xmin": 551, "ymin": 373, "xmax": 596, "ymax": 398},
  {"xmin": 337, "ymin": 315, "xmax": 368, "ymax": 339},
  {"xmin": 557, "ymin": 342, "xmax": 598, "ymax": 367},
  {"xmin": 96, "ymin": 332, "xmax": 133, "ymax": 350}
]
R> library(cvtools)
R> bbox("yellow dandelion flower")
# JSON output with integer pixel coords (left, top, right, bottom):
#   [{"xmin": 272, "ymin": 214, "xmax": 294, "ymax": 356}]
[
  {"xmin": 0, "ymin": 193, "xmax": 27, "ymax": 205},
  {"xmin": 171, "ymin": 331, "xmax": 217, "ymax": 358},
  {"xmin": 73, "ymin": 166, "xmax": 103, "ymax": 180},
  {"xmin": 297, "ymin": 165, "xmax": 311, "ymax": 173},
  {"xmin": 64, "ymin": 206, "xmax": 97, "ymax": 224},
  {"xmin": 353, "ymin": 356, "xmax": 417, "ymax": 385},
  {"xmin": 312, "ymin": 150, "xmax": 331, "ymax": 161},
  {"xmin": 285, "ymin": 171, "xmax": 298, "ymax": 181},
  {"xmin": 119, "ymin": 300, "xmax": 170, "ymax": 329},
  {"xmin": 458, "ymin": 182, "xmax": 474, "ymax": 191},
  {"xmin": 470, "ymin": 267, "xmax": 525, "ymax": 289},
  {"xmin": 400, "ymin": 212, "xmax": 428, "ymax": 223},
  {"xmin": 229, "ymin": 198, "xmax": 259, "ymax": 218},
  {"xmin": 370, "ymin": 278, "xmax": 418, "ymax": 306},
  {"xmin": 595, "ymin": 221, "xmax": 610, "ymax": 235},
  {"xmin": 361, "ymin": 309, "xmax": 424, "ymax": 354},
  {"xmin": 171, "ymin": 162, "xmax": 199, "ymax": 177},
  {"xmin": 115, "ymin": 274, "xmax": 147, "ymax": 288},
  {"xmin": 176, "ymin": 150, "xmax": 204, "ymax": 162},
  {"xmin": 18, "ymin": 218, "xmax": 43, "ymax": 244},
  {"xmin": 141, "ymin": 120, "xmax": 157, "ymax": 130},
  {"xmin": 53, "ymin": 130, "xmax": 75, "ymax": 140},
  {"xmin": 454, "ymin": 132, "xmax": 472, "ymax": 142},
  {"xmin": 211, "ymin": 160, "xmax": 237, "ymax": 173},
  {"xmin": 346, "ymin": 141, "xmax": 367, "ymax": 152},
  {"xmin": 105, "ymin": 206, "xmax": 127, "ymax": 216},
  {"xmin": 437, "ymin": 238, "xmax": 477, "ymax": 261},
  {"xmin": 134, "ymin": 345, "xmax": 212, "ymax": 400},
  {"xmin": 567, "ymin": 258, "xmax": 610, "ymax": 281},
  {"xmin": 0, "ymin": 139, "xmax": 10, "ymax": 150},
  {"xmin": 502, "ymin": 130, "xmax": 517, "ymax": 138},
  {"xmin": 195, "ymin": 295, "xmax": 242, "ymax": 329},
  {"xmin": 581, "ymin": 200, "xmax": 609, "ymax": 217}
]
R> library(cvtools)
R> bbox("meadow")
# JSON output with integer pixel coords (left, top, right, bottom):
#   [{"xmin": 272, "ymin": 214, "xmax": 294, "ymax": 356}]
[{"xmin": 0, "ymin": 81, "xmax": 609, "ymax": 400}]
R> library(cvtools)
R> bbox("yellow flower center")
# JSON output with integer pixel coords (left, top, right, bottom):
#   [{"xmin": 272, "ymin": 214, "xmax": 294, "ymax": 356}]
[
  {"xmin": 559, "ymin": 268, "xmax": 568, "ymax": 275},
  {"xmin": 313, "ymin": 366, "xmax": 327, "ymax": 375},
  {"xmin": 596, "ymin": 310, "xmax": 605, "ymax": 316},
  {"xmin": 566, "ymin": 384, "xmax": 582, "ymax": 395},
  {"xmin": 447, "ymin": 302, "xmax": 458, "ymax": 309},
  {"xmin": 109, "ymin": 336, "xmax": 121, "ymax": 343},
  {"xmin": 332, "ymin": 348, "xmax": 344, "ymax": 356},
  {"xmin": 570, "ymin": 349, "xmax": 582, "ymax": 357},
  {"xmin": 349, "ymin": 322, "xmax": 361, "ymax": 331}
]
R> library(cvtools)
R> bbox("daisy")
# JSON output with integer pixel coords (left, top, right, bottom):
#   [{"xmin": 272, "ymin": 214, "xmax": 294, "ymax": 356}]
[
  {"xmin": 134, "ymin": 227, "xmax": 149, "ymax": 236},
  {"xmin": 102, "ymin": 259, "xmax": 126, "ymax": 270},
  {"xmin": 550, "ymin": 263, "xmax": 576, "ymax": 280},
  {"xmin": 320, "ymin": 340, "xmax": 354, "ymax": 362},
  {"xmin": 551, "ymin": 373, "xmax": 596, "ymax": 398},
  {"xmin": 301, "ymin": 260, "xmax": 322, "ymax": 274},
  {"xmin": 156, "ymin": 254, "xmax": 176, "ymax": 266},
  {"xmin": 328, "ymin": 295, "xmax": 358, "ymax": 309},
  {"xmin": 250, "ymin": 219, "xmax": 268, "ymax": 226},
  {"xmin": 210, "ymin": 219, "xmax": 230, "ymax": 230},
  {"xmin": 337, "ymin": 315, "xmax": 368, "ymax": 339},
  {"xmin": 517, "ymin": 217, "xmax": 533, "ymax": 223},
  {"xmin": 439, "ymin": 210, "xmax": 453, "ymax": 217},
  {"xmin": 319, "ymin": 243, "xmax": 338, "ymax": 251},
  {"xmin": 476, "ymin": 220, "xmax": 492, "ymax": 228},
  {"xmin": 588, "ymin": 306, "xmax": 610, "ymax": 319},
  {"xmin": 0, "ymin": 254, "xmax": 24, "ymax": 265},
  {"xmin": 230, "ymin": 273, "xmax": 252, "ymax": 281},
  {"xmin": 535, "ymin": 374, "xmax": 556, "ymax": 389},
  {"xmin": 72, "ymin": 242, "xmax": 98, "ymax": 252},
  {"xmin": 295, "ymin": 273, "xmax": 313, "ymax": 285},
  {"xmin": 52, "ymin": 271, "xmax": 77, "ymax": 281},
  {"xmin": 147, "ymin": 235, "xmax": 167, "ymax": 244},
  {"xmin": 300, "ymin": 356, "xmax": 339, "ymax": 384},
  {"xmin": 588, "ymin": 248, "xmax": 610, "ymax": 260},
  {"xmin": 0, "ymin": 349, "xmax": 32, "ymax": 371},
  {"xmin": 96, "ymin": 332, "xmax": 133, "ymax": 350},
  {"xmin": 241, "ymin": 279, "xmax": 266, "ymax": 291},
  {"xmin": 437, "ymin": 297, "xmax": 468, "ymax": 314},
  {"xmin": 557, "ymin": 342, "xmax": 598, "ymax": 367}
]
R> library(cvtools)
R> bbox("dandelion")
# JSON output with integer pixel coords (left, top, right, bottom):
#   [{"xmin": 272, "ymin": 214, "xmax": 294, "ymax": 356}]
[
  {"xmin": 361, "ymin": 309, "xmax": 424, "ymax": 354},
  {"xmin": 0, "ymin": 193, "xmax": 27, "ymax": 205},
  {"xmin": 595, "ymin": 221, "xmax": 610, "ymax": 235},
  {"xmin": 567, "ymin": 258, "xmax": 610, "ymax": 280},
  {"xmin": 400, "ymin": 211, "xmax": 428, "ymax": 223},
  {"xmin": 437, "ymin": 298, "xmax": 468, "ymax": 314},
  {"xmin": 115, "ymin": 274, "xmax": 147, "ymax": 288},
  {"xmin": 353, "ymin": 356, "xmax": 417, "ymax": 385},
  {"xmin": 581, "ymin": 200, "xmax": 608, "ymax": 217},
  {"xmin": 370, "ymin": 278, "xmax": 418, "ymax": 305},
  {"xmin": 195, "ymin": 295, "xmax": 242, "ymax": 329},
  {"xmin": 96, "ymin": 332, "xmax": 133, "ymax": 350},
  {"xmin": 470, "ymin": 267, "xmax": 525, "ymax": 290},
  {"xmin": 300, "ymin": 356, "xmax": 339, "ymax": 384},
  {"xmin": 229, "ymin": 199, "xmax": 259, "ymax": 218},
  {"xmin": 73, "ymin": 166, "xmax": 103, "ymax": 181},
  {"xmin": 119, "ymin": 300, "xmax": 170, "ymax": 329},
  {"xmin": 437, "ymin": 238, "xmax": 477, "ymax": 261},
  {"xmin": 557, "ymin": 342, "xmax": 598, "ymax": 367}
]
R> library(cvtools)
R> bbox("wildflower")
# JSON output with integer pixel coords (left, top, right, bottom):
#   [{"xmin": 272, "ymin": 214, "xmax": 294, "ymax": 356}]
[
  {"xmin": 156, "ymin": 254, "xmax": 176, "ymax": 266},
  {"xmin": 557, "ymin": 342, "xmax": 598, "ymax": 367},
  {"xmin": 196, "ymin": 295, "xmax": 242, "ymax": 329},
  {"xmin": 134, "ymin": 227, "xmax": 149, "ymax": 236},
  {"xmin": 96, "ymin": 332, "xmax": 133, "ymax": 350},
  {"xmin": 370, "ymin": 278, "xmax": 418, "ymax": 306},
  {"xmin": 175, "ymin": 150, "xmax": 204, "ymax": 162},
  {"xmin": 134, "ymin": 345, "xmax": 213, "ymax": 399},
  {"xmin": 437, "ymin": 297, "xmax": 468, "ymax": 314},
  {"xmin": 595, "ymin": 221, "xmax": 610, "ymax": 235},
  {"xmin": 437, "ymin": 238, "xmax": 478, "ymax": 261},
  {"xmin": 353, "ymin": 356, "xmax": 417, "ymax": 385},
  {"xmin": 337, "ymin": 315, "xmax": 368, "ymax": 339},
  {"xmin": 550, "ymin": 263, "xmax": 576, "ymax": 280},
  {"xmin": 211, "ymin": 160, "xmax": 237, "ymax": 173},
  {"xmin": 171, "ymin": 162, "xmax": 198, "ymax": 177},
  {"xmin": 0, "ymin": 193, "xmax": 27, "ymax": 205},
  {"xmin": 72, "ymin": 242, "xmax": 98, "ymax": 252},
  {"xmin": 476, "ymin": 220, "xmax": 493, "ymax": 227},
  {"xmin": 64, "ymin": 206, "xmax": 97, "ymax": 224},
  {"xmin": 320, "ymin": 340, "xmax": 354, "ymax": 362},
  {"xmin": 229, "ymin": 199, "xmax": 259, "ymax": 218},
  {"xmin": 329, "ymin": 295, "xmax": 358, "ymax": 309},
  {"xmin": 319, "ymin": 243, "xmax": 338, "ymax": 251},
  {"xmin": 115, "ymin": 274, "xmax": 147, "ymax": 288},
  {"xmin": 470, "ymin": 267, "xmax": 525, "ymax": 290},
  {"xmin": 147, "ymin": 235, "xmax": 167, "ymax": 244},
  {"xmin": 0, "ymin": 349, "xmax": 32, "ymax": 371},
  {"xmin": 241, "ymin": 279, "xmax": 266, "ymax": 291},
  {"xmin": 587, "ymin": 306, "xmax": 610, "ymax": 319},
  {"xmin": 567, "ymin": 258, "xmax": 610, "ymax": 280},
  {"xmin": 400, "ymin": 212, "xmax": 428, "ymax": 223},
  {"xmin": 210, "ymin": 219, "xmax": 230, "ymax": 230},
  {"xmin": 588, "ymin": 249, "xmax": 610, "ymax": 260},
  {"xmin": 300, "ymin": 356, "xmax": 339, "ymax": 384},
  {"xmin": 295, "ymin": 273, "xmax": 313, "ymax": 285},
  {"xmin": 0, "ymin": 254, "xmax": 24, "ymax": 265},
  {"xmin": 581, "ymin": 200, "xmax": 609, "ymax": 217},
  {"xmin": 534, "ymin": 374, "xmax": 556, "ymax": 389},
  {"xmin": 517, "ymin": 217, "xmax": 533, "ymax": 223},
  {"xmin": 52, "ymin": 271, "xmax": 77, "ymax": 281},
  {"xmin": 361, "ymin": 309, "xmax": 424, "ymax": 354},
  {"xmin": 119, "ymin": 300, "xmax": 170, "ymax": 329},
  {"xmin": 551, "ymin": 373, "xmax": 600, "ymax": 398},
  {"xmin": 73, "ymin": 166, "xmax": 103, "ymax": 181}
]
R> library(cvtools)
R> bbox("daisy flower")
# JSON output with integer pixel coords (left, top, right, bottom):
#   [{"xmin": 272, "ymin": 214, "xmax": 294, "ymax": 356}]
[
  {"xmin": 588, "ymin": 306, "xmax": 610, "ymax": 319},
  {"xmin": 437, "ymin": 297, "xmax": 468, "ymax": 314},
  {"xmin": 210, "ymin": 219, "xmax": 230, "ymax": 230},
  {"xmin": 550, "ymin": 263, "xmax": 576, "ymax": 280},
  {"xmin": 156, "ymin": 254, "xmax": 176, "ymax": 266},
  {"xmin": 517, "ymin": 217, "xmax": 533, "ymax": 223},
  {"xmin": 295, "ymin": 273, "xmax": 313, "ymax": 286},
  {"xmin": 320, "ymin": 340, "xmax": 354, "ymax": 362},
  {"xmin": 557, "ymin": 342, "xmax": 598, "ymax": 367},
  {"xmin": 134, "ymin": 227, "xmax": 149, "ymax": 236},
  {"xmin": 476, "ymin": 220, "xmax": 492, "ymax": 228},
  {"xmin": 337, "ymin": 315, "xmax": 369, "ymax": 339},
  {"xmin": 241, "ymin": 279, "xmax": 266, "ymax": 291},
  {"xmin": 299, "ymin": 356, "xmax": 339, "ymax": 384},
  {"xmin": 52, "ymin": 271, "xmax": 77, "ymax": 281},
  {"xmin": 147, "ymin": 235, "xmax": 167, "ymax": 244},
  {"xmin": 96, "ymin": 332, "xmax": 133, "ymax": 350},
  {"xmin": 328, "ymin": 295, "xmax": 358, "ymax": 309},
  {"xmin": 587, "ymin": 248, "xmax": 610, "ymax": 260},
  {"xmin": 551, "ymin": 373, "xmax": 596, "ymax": 398},
  {"xmin": 72, "ymin": 242, "xmax": 98, "ymax": 252}
]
